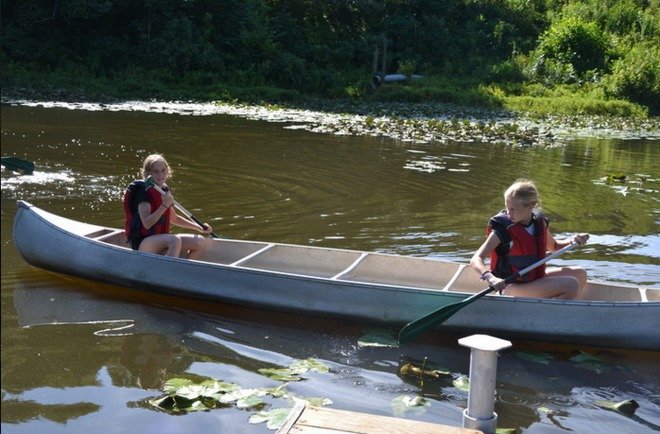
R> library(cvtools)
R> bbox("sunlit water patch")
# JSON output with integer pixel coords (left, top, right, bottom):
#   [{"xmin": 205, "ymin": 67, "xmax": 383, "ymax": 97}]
[{"xmin": 1, "ymin": 170, "xmax": 75, "ymax": 190}]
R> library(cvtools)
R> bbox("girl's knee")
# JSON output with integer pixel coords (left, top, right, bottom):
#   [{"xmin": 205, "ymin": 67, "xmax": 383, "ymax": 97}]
[
  {"xmin": 170, "ymin": 235, "xmax": 182, "ymax": 248},
  {"xmin": 166, "ymin": 235, "xmax": 182, "ymax": 256}
]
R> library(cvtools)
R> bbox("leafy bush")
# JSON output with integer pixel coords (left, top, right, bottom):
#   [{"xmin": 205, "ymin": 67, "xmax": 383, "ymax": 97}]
[
  {"xmin": 606, "ymin": 43, "xmax": 660, "ymax": 114},
  {"xmin": 536, "ymin": 16, "xmax": 611, "ymax": 74}
]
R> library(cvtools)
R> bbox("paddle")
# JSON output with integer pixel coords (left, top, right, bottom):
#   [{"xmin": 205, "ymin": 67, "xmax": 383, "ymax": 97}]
[
  {"xmin": 398, "ymin": 242, "xmax": 580, "ymax": 344},
  {"xmin": 1, "ymin": 156, "xmax": 35, "ymax": 175},
  {"xmin": 145, "ymin": 177, "xmax": 221, "ymax": 239}
]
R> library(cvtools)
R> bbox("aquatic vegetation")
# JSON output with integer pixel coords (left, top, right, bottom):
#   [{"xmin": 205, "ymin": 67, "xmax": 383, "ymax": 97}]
[
  {"xmin": 10, "ymin": 99, "xmax": 659, "ymax": 148},
  {"xmin": 400, "ymin": 363, "xmax": 451, "ymax": 379},
  {"xmin": 594, "ymin": 399, "xmax": 639, "ymax": 416},
  {"xmin": 514, "ymin": 350, "xmax": 555, "ymax": 364},
  {"xmin": 569, "ymin": 350, "xmax": 614, "ymax": 374},
  {"xmin": 146, "ymin": 358, "xmax": 332, "ymax": 430},
  {"xmin": 391, "ymin": 394, "xmax": 431, "ymax": 417},
  {"xmin": 452, "ymin": 375, "xmax": 470, "ymax": 393}
]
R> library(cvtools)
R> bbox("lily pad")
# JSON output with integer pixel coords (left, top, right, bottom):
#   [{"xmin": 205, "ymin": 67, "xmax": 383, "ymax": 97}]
[
  {"xmin": 595, "ymin": 399, "xmax": 639, "ymax": 416},
  {"xmin": 391, "ymin": 394, "xmax": 431, "ymax": 417},
  {"xmin": 259, "ymin": 367, "xmax": 303, "ymax": 382},
  {"xmin": 261, "ymin": 385, "xmax": 290, "ymax": 398},
  {"xmin": 163, "ymin": 378, "xmax": 194, "ymax": 394},
  {"xmin": 607, "ymin": 173, "xmax": 627, "ymax": 183},
  {"xmin": 515, "ymin": 350, "xmax": 554, "ymax": 364},
  {"xmin": 249, "ymin": 407, "xmax": 293, "ymax": 430},
  {"xmin": 569, "ymin": 350, "xmax": 611, "ymax": 374},
  {"xmin": 291, "ymin": 396, "xmax": 333, "ymax": 407},
  {"xmin": 217, "ymin": 388, "xmax": 261, "ymax": 405},
  {"xmin": 452, "ymin": 375, "xmax": 470, "ymax": 392},
  {"xmin": 290, "ymin": 358, "xmax": 330, "ymax": 374}
]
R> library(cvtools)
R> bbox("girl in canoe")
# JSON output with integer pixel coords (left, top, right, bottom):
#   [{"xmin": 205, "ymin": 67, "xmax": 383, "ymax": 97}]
[
  {"xmin": 123, "ymin": 153, "xmax": 214, "ymax": 259},
  {"xmin": 470, "ymin": 179, "xmax": 589, "ymax": 299}
]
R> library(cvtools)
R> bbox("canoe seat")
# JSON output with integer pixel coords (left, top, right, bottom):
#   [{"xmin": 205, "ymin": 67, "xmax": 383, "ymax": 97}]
[
  {"xmin": 646, "ymin": 288, "xmax": 660, "ymax": 302},
  {"xmin": 91, "ymin": 229, "xmax": 128, "ymax": 246},
  {"xmin": 338, "ymin": 253, "xmax": 461, "ymax": 290},
  {"xmin": 581, "ymin": 282, "xmax": 644, "ymax": 302},
  {"xmin": 237, "ymin": 244, "xmax": 363, "ymax": 278},
  {"xmin": 201, "ymin": 240, "xmax": 271, "ymax": 265},
  {"xmin": 444, "ymin": 266, "xmax": 486, "ymax": 293}
]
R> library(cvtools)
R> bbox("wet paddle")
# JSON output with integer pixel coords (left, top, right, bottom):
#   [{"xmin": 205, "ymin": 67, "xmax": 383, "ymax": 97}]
[
  {"xmin": 398, "ymin": 242, "xmax": 580, "ymax": 344},
  {"xmin": 145, "ymin": 177, "xmax": 221, "ymax": 239},
  {"xmin": 1, "ymin": 156, "xmax": 35, "ymax": 175}
]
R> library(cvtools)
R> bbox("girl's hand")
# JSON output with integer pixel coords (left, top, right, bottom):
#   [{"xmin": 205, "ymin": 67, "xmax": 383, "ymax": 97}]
[
  {"xmin": 482, "ymin": 271, "xmax": 507, "ymax": 292},
  {"xmin": 573, "ymin": 233, "xmax": 589, "ymax": 246},
  {"xmin": 200, "ymin": 223, "xmax": 213, "ymax": 234},
  {"xmin": 162, "ymin": 192, "xmax": 174, "ymax": 208}
]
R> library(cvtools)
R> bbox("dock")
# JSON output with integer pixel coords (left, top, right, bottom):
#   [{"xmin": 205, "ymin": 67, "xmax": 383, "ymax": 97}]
[{"xmin": 277, "ymin": 402, "xmax": 483, "ymax": 434}]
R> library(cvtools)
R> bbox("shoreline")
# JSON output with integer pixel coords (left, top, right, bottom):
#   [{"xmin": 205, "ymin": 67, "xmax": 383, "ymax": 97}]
[{"xmin": 3, "ymin": 98, "xmax": 659, "ymax": 147}]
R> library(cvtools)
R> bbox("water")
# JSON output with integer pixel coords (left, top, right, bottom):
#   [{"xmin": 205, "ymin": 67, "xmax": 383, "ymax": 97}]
[{"xmin": 1, "ymin": 102, "xmax": 659, "ymax": 433}]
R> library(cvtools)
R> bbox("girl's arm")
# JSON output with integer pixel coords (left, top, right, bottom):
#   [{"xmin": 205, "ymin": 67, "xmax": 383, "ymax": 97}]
[
  {"xmin": 470, "ymin": 231, "xmax": 506, "ymax": 291},
  {"xmin": 138, "ymin": 201, "xmax": 169, "ymax": 229},
  {"xmin": 470, "ymin": 231, "xmax": 501, "ymax": 275},
  {"xmin": 546, "ymin": 230, "xmax": 589, "ymax": 252},
  {"xmin": 170, "ymin": 209, "xmax": 213, "ymax": 233}
]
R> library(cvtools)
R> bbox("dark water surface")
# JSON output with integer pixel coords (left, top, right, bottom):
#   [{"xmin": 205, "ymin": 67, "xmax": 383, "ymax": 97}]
[{"xmin": 2, "ymin": 103, "xmax": 659, "ymax": 433}]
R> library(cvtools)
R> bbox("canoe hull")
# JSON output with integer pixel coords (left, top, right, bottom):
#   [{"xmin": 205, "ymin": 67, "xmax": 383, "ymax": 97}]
[{"xmin": 12, "ymin": 201, "xmax": 660, "ymax": 350}]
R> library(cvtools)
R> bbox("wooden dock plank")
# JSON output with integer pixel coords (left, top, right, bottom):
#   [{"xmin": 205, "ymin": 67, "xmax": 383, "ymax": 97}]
[{"xmin": 277, "ymin": 403, "xmax": 482, "ymax": 434}]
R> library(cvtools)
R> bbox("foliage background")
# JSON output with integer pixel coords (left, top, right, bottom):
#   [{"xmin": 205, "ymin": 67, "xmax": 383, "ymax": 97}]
[{"xmin": 1, "ymin": 0, "xmax": 658, "ymax": 115}]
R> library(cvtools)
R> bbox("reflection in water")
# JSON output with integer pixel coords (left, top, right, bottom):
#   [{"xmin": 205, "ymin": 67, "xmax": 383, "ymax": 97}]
[
  {"xmin": 115, "ymin": 334, "xmax": 194, "ymax": 390},
  {"xmin": 2, "ymin": 103, "xmax": 659, "ymax": 433}
]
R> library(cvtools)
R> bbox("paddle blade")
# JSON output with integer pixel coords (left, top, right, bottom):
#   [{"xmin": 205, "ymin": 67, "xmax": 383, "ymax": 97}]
[
  {"xmin": 1, "ymin": 157, "xmax": 35, "ymax": 175},
  {"xmin": 398, "ymin": 302, "xmax": 467, "ymax": 344}
]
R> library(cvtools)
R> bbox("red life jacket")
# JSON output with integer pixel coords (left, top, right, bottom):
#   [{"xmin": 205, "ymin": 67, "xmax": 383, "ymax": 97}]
[
  {"xmin": 123, "ymin": 180, "xmax": 170, "ymax": 249},
  {"xmin": 487, "ymin": 210, "xmax": 548, "ymax": 283}
]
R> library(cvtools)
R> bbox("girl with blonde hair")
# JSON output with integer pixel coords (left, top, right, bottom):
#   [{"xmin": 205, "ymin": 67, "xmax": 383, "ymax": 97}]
[
  {"xmin": 470, "ymin": 179, "xmax": 589, "ymax": 299},
  {"xmin": 124, "ymin": 154, "xmax": 214, "ymax": 259}
]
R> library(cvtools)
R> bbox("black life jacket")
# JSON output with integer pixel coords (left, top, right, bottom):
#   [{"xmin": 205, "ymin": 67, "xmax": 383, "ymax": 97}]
[
  {"xmin": 487, "ymin": 210, "xmax": 548, "ymax": 282},
  {"xmin": 123, "ymin": 180, "xmax": 170, "ymax": 249}
]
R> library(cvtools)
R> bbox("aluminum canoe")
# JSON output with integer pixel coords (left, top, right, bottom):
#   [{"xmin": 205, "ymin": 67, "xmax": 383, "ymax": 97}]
[{"xmin": 12, "ymin": 200, "xmax": 660, "ymax": 350}]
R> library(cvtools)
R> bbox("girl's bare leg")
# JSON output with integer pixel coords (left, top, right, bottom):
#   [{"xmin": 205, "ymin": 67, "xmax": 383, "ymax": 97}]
[
  {"xmin": 139, "ymin": 234, "xmax": 182, "ymax": 257},
  {"xmin": 505, "ymin": 266, "xmax": 587, "ymax": 300},
  {"xmin": 179, "ymin": 234, "xmax": 210, "ymax": 260}
]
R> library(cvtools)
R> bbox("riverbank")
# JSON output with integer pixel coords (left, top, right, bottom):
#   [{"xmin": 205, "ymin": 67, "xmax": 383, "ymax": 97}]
[{"xmin": 4, "ymin": 96, "xmax": 659, "ymax": 149}]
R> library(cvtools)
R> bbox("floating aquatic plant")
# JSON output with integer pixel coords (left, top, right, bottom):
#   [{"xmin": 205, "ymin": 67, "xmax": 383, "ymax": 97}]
[
  {"xmin": 569, "ymin": 350, "xmax": 612, "ymax": 374},
  {"xmin": 594, "ymin": 399, "xmax": 639, "ymax": 416},
  {"xmin": 399, "ymin": 362, "xmax": 450, "ymax": 378},
  {"xmin": 515, "ymin": 350, "xmax": 554, "ymax": 364},
  {"xmin": 260, "ymin": 357, "xmax": 331, "ymax": 381},
  {"xmin": 607, "ymin": 173, "xmax": 627, "ymax": 183},
  {"xmin": 452, "ymin": 375, "xmax": 470, "ymax": 392},
  {"xmin": 147, "ymin": 356, "xmax": 332, "ymax": 431},
  {"xmin": 248, "ymin": 407, "xmax": 293, "ymax": 429},
  {"xmin": 391, "ymin": 394, "xmax": 431, "ymax": 417}
]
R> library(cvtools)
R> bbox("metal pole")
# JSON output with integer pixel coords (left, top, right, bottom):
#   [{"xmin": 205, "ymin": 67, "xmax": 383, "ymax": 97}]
[{"xmin": 458, "ymin": 334, "xmax": 512, "ymax": 434}]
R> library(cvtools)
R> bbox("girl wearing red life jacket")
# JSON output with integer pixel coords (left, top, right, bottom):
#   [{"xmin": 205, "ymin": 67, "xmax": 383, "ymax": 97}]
[
  {"xmin": 123, "ymin": 154, "xmax": 213, "ymax": 259},
  {"xmin": 470, "ymin": 179, "xmax": 589, "ymax": 300}
]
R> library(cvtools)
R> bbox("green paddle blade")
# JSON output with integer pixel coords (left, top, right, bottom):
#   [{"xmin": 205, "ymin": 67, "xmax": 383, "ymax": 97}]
[
  {"xmin": 398, "ymin": 302, "xmax": 467, "ymax": 343},
  {"xmin": 398, "ymin": 285, "xmax": 497, "ymax": 344},
  {"xmin": 1, "ymin": 157, "xmax": 35, "ymax": 175}
]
